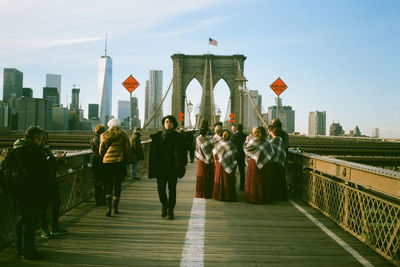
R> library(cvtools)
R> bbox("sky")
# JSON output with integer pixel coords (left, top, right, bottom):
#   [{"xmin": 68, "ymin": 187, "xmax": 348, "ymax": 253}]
[{"xmin": 0, "ymin": 0, "xmax": 399, "ymax": 137}]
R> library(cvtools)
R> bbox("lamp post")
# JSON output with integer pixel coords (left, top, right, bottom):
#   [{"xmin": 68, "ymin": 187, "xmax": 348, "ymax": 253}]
[
  {"xmin": 236, "ymin": 76, "xmax": 247, "ymax": 125},
  {"xmin": 187, "ymin": 100, "xmax": 193, "ymax": 129},
  {"xmin": 216, "ymin": 108, "xmax": 222, "ymax": 125}
]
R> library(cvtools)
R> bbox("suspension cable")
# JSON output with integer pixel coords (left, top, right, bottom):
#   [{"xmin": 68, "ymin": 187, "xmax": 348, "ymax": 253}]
[{"xmin": 142, "ymin": 60, "xmax": 179, "ymax": 130}]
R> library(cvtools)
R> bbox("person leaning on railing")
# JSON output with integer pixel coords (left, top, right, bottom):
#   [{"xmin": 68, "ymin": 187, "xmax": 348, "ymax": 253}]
[
  {"xmin": 99, "ymin": 118, "xmax": 132, "ymax": 217},
  {"xmin": 14, "ymin": 126, "xmax": 48, "ymax": 260}
]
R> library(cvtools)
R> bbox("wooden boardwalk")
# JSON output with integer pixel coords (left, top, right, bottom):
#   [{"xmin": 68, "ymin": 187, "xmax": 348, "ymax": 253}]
[{"xmin": 0, "ymin": 162, "xmax": 393, "ymax": 266}]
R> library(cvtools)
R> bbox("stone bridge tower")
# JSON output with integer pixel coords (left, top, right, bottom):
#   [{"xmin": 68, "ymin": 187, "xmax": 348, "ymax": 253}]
[{"xmin": 171, "ymin": 54, "xmax": 246, "ymax": 127}]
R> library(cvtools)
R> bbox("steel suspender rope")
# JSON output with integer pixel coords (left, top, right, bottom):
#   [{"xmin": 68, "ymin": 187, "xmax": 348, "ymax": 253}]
[{"xmin": 142, "ymin": 60, "xmax": 179, "ymax": 130}]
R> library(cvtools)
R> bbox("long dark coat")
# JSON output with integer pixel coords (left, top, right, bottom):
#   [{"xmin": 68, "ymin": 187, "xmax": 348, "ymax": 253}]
[{"xmin": 148, "ymin": 130, "xmax": 187, "ymax": 179}]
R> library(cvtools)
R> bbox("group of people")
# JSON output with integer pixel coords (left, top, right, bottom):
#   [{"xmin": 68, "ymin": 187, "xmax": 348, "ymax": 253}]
[
  {"xmin": 90, "ymin": 118, "xmax": 144, "ymax": 217},
  {"xmin": 195, "ymin": 119, "xmax": 289, "ymax": 204},
  {"xmin": 5, "ymin": 126, "xmax": 67, "ymax": 260}
]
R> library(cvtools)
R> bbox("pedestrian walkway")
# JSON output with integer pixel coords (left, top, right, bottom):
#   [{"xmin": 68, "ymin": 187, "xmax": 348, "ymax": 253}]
[{"xmin": 0, "ymin": 163, "xmax": 393, "ymax": 266}]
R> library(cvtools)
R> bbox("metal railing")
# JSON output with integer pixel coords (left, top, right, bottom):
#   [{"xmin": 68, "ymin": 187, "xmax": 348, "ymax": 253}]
[
  {"xmin": 0, "ymin": 140, "xmax": 152, "ymax": 249},
  {"xmin": 287, "ymin": 150, "xmax": 400, "ymax": 265}
]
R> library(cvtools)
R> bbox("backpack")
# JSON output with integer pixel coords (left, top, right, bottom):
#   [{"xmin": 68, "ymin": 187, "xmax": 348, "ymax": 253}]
[{"xmin": 0, "ymin": 147, "xmax": 26, "ymax": 194}]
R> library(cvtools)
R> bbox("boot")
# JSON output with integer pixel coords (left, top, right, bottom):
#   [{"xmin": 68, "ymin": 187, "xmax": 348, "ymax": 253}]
[
  {"xmin": 161, "ymin": 204, "xmax": 168, "ymax": 218},
  {"xmin": 113, "ymin": 197, "xmax": 120, "ymax": 214},
  {"xmin": 106, "ymin": 196, "xmax": 112, "ymax": 217},
  {"xmin": 168, "ymin": 207, "xmax": 174, "ymax": 220}
]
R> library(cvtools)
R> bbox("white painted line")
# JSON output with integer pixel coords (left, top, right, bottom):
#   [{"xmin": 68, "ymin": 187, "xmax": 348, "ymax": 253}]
[
  {"xmin": 180, "ymin": 197, "xmax": 206, "ymax": 267},
  {"xmin": 289, "ymin": 200, "xmax": 374, "ymax": 267}
]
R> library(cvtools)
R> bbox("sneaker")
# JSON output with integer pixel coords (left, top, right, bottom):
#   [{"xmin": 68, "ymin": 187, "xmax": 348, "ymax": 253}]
[
  {"xmin": 41, "ymin": 230, "xmax": 52, "ymax": 238},
  {"xmin": 51, "ymin": 229, "xmax": 68, "ymax": 236},
  {"xmin": 161, "ymin": 206, "xmax": 168, "ymax": 217}
]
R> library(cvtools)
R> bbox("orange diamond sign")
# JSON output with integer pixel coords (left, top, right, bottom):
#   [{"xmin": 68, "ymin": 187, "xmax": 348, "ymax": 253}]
[
  {"xmin": 270, "ymin": 77, "xmax": 287, "ymax": 96},
  {"xmin": 178, "ymin": 112, "xmax": 184, "ymax": 122},
  {"xmin": 122, "ymin": 75, "xmax": 140, "ymax": 93}
]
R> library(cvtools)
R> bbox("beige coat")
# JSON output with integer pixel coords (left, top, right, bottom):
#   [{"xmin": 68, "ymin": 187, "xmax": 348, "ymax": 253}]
[{"xmin": 99, "ymin": 126, "xmax": 132, "ymax": 164}]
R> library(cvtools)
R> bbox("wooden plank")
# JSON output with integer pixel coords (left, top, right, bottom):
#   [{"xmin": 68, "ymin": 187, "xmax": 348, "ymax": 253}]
[{"xmin": 0, "ymin": 162, "xmax": 393, "ymax": 266}]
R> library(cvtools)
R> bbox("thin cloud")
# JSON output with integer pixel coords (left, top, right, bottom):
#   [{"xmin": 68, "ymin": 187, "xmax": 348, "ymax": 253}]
[{"xmin": 44, "ymin": 37, "xmax": 105, "ymax": 47}]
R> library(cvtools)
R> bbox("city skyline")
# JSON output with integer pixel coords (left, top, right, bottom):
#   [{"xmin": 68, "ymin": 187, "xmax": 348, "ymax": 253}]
[{"xmin": 0, "ymin": 1, "xmax": 399, "ymax": 137}]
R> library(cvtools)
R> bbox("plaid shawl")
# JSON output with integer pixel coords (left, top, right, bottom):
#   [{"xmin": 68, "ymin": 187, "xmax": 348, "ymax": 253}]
[
  {"xmin": 213, "ymin": 134, "xmax": 222, "ymax": 143},
  {"xmin": 270, "ymin": 136, "xmax": 286, "ymax": 167},
  {"xmin": 212, "ymin": 140, "xmax": 237, "ymax": 174},
  {"xmin": 244, "ymin": 137, "xmax": 275, "ymax": 169},
  {"xmin": 195, "ymin": 135, "xmax": 214, "ymax": 164}
]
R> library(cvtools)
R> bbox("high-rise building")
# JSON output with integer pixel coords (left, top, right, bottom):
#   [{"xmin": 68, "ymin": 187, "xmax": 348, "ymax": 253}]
[
  {"xmin": 144, "ymin": 80, "xmax": 150, "ymax": 123},
  {"xmin": 52, "ymin": 105, "xmax": 69, "ymax": 130},
  {"xmin": 70, "ymin": 87, "xmax": 80, "ymax": 110},
  {"xmin": 43, "ymin": 87, "xmax": 59, "ymax": 107},
  {"xmin": 118, "ymin": 100, "xmax": 130, "ymax": 121},
  {"xmin": 329, "ymin": 122, "xmax": 344, "ymax": 136},
  {"xmin": 308, "ymin": 111, "xmax": 326, "ymax": 136},
  {"xmin": 98, "ymin": 39, "xmax": 112, "ymax": 125},
  {"xmin": 267, "ymin": 98, "xmax": 295, "ymax": 133},
  {"xmin": 3, "ymin": 68, "xmax": 23, "ymax": 105},
  {"xmin": 0, "ymin": 101, "xmax": 9, "ymax": 127},
  {"xmin": 22, "ymin": 88, "xmax": 33, "ymax": 98},
  {"xmin": 15, "ymin": 98, "xmax": 52, "ymax": 130},
  {"xmin": 372, "ymin": 128, "xmax": 379, "ymax": 138},
  {"xmin": 119, "ymin": 97, "xmax": 141, "ymax": 129},
  {"xmin": 45, "ymin": 74, "xmax": 61, "ymax": 105},
  {"xmin": 88, "ymin": 104, "xmax": 99, "ymax": 119},
  {"xmin": 243, "ymin": 89, "xmax": 262, "ymax": 129},
  {"xmin": 146, "ymin": 70, "xmax": 163, "ymax": 128},
  {"xmin": 131, "ymin": 96, "xmax": 140, "ymax": 128}
]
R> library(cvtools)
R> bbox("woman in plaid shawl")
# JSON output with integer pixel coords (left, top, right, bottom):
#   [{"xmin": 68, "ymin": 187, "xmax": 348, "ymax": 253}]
[
  {"xmin": 268, "ymin": 125, "xmax": 288, "ymax": 201},
  {"xmin": 244, "ymin": 127, "xmax": 275, "ymax": 204},
  {"xmin": 212, "ymin": 130, "xmax": 238, "ymax": 202},
  {"xmin": 195, "ymin": 120, "xmax": 214, "ymax": 198}
]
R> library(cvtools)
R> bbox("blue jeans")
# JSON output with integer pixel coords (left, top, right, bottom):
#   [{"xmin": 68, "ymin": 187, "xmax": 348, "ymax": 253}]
[
  {"xmin": 16, "ymin": 207, "xmax": 41, "ymax": 255},
  {"xmin": 131, "ymin": 162, "xmax": 139, "ymax": 178}
]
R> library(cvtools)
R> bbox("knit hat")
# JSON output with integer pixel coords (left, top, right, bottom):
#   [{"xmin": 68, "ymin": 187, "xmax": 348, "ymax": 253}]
[{"xmin": 107, "ymin": 118, "xmax": 121, "ymax": 128}]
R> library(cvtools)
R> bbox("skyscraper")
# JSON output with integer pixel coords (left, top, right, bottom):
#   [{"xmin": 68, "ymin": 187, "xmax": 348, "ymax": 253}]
[
  {"xmin": 372, "ymin": 128, "xmax": 379, "ymax": 138},
  {"xmin": 267, "ymin": 98, "xmax": 295, "ymax": 133},
  {"xmin": 309, "ymin": 111, "xmax": 326, "ymax": 136},
  {"xmin": 243, "ymin": 89, "xmax": 262, "ymax": 129},
  {"xmin": 3, "ymin": 68, "xmax": 23, "ymax": 104},
  {"xmin": 46, "ymin": 74, "xmax": 61, "ymax": 105},
  {"xmin": 70, "ymin": 87, "xmax": 80, "ymax": 110},
  {"xmin": 144, "ymin": 80, "xmax": 150, "ymax": 123},
  {"xmin": 43, "ymin": 87, "xmax": 59, "ymax": 106},
  {"xmin": 98, "ymin": 37, "xmax": 112, "ymax": 125},
  {"xmin": 146, "ymin": 71, "xmax": 163, "ymax": 128},
  {"xmin": 118, "ymin": 100, "xmax": 130, "ymax": 121},
  {"xmin": 22, "ymin": 88, "xmax": 33, "ymax": 98},
  {"xmin": 88, "ymin": 104, "xmax": 99, "ymax": 119}
]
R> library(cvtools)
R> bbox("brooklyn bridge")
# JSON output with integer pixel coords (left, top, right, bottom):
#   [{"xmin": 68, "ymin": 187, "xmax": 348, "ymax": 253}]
[{"xmin": 0, "ymin": 54, "xmax": 399, "ymax": 266}]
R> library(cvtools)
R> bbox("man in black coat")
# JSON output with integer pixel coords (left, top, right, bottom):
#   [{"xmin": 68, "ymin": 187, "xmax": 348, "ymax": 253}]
[
  {"xmin": 148, "ymin": 115, "xmax": 187, "ymax": 220},
  {"xmin": 14, "ymin": 126, "xmax": 48, "ymax": 260},
  {"xmin": 231, "ymin": 124, "xmax": 247, "ymax": 191}
]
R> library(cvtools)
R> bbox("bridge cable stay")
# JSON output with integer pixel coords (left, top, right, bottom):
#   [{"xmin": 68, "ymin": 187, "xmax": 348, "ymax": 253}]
[
  {"xmin": 196, "ymin": 58, "xmax": 209, "ymax": 129},
  {"xmin": 142, "ymin": 59, "xmax": 179, "ymax": 130},
  {"xmin": 209, "ymin": 58, "xmax": 216, "ymax": 127},
  {"xmin": 236, "ymin": 61, "xmax": 269, "ymax": 129}
]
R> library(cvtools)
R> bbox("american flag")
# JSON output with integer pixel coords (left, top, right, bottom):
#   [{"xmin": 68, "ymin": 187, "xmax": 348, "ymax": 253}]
[{"xmin": 209, "ymin": 37, "xmax": 218, "ymax": 46}]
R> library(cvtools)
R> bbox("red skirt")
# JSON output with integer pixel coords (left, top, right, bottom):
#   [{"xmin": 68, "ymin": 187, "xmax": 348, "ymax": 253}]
[
  {"xmin": 195, "ymin": 159, "xmax": 214, "ymax": 199},
  {"xmin": 212, "ymin": 160, "xmax": 237, "ymax": 202},
  {"xmin": 269, "ymin": 162, "xmax": 288, "ymax": 201},
  {"xmin": 245, "ymin": 158, "xmax": 273, "ymax": 204}
]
